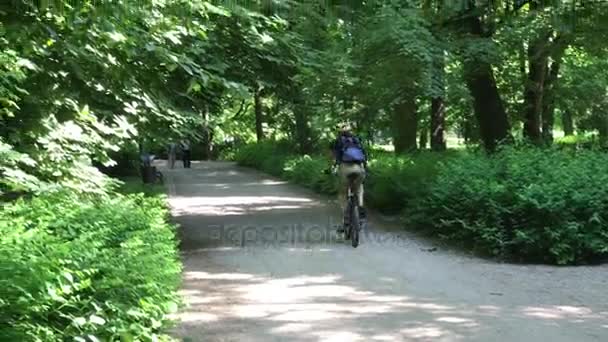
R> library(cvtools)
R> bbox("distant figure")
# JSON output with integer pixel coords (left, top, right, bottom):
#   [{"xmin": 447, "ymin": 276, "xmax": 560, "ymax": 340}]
[
  {"xmin": 181, "ymin": 139, "xmax": 191, "ymax": 168},
  {"xmin": 140, "ymin": 152, "xmax": 155, "ymax": 167},
  {"xmin": 167, "ymin": 142, "xmax": 177, "ymax": 169}
]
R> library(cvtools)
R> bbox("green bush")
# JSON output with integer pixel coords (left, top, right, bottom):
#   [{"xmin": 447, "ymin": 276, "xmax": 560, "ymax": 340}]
[
  {"xmin": 555, "ymin": 134, "xmax": 599, "ymax": 150},
  {"xmin": 236, "ymin": 142, "xmax": 608, "ymax": 265},
  {"xmin": 366, "ymin": 152, "xmax": 451, "ymax": 213},
  {"xmin": 412, "ymin": 147, "xmax": 608, "ymax": 264},
  {"xmin": 283, "ymin": 155, "xmax": 338, "ymax": 195},
  {"xmin": 0, "ymin": 191, "xmax": 181, "ymax": 341},
  {"xmin": 235, "ymin": 142, "xmax": 452, "ymax": 209},
  {"xmin": 235, "ymin": 141, "xmax": 337, "ymax": 194},
  {"xmin": 235, "ymin": 141, "xmax": 290, "ymax": 176}
]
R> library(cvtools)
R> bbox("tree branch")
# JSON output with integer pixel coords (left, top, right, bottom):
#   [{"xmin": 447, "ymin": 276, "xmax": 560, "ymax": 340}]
[{"xmin": 232, "ymin": 100, "xmax": 251, "ymax": 119}]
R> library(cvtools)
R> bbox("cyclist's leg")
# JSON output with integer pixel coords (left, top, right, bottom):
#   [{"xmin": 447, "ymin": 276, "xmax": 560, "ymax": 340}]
[
  {"xmin": 336, "ymin": 164, "xmax": 348, "ymax": 231},
  {"xmin": 352, "ymin": 163, "xmax": 366, "ymax": 218},
  {"xmin": 338, "ymin": 163, "xmax": 359, "ymax": 227}
]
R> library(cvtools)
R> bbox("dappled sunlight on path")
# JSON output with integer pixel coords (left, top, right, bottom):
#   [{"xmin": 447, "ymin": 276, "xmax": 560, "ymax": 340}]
[
  {"xmin": 164, "ymin": 161, "xmax": 608, "ymax": 342},
  {"xmin": 171, "ymin": 247, "xmax": 608, "ymax": 342}
]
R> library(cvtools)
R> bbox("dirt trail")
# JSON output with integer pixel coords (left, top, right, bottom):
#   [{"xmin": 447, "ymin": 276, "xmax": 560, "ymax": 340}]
[{"xmin": 165, "ymin": 161, "xmax": 608, "ymax": 342}]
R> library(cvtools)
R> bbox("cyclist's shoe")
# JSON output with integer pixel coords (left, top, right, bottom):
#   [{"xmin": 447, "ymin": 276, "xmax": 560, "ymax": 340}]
[
  {"xmin": 359, "ymin": 207, "xmax": 367, "ymax": 220},
  {"xmin": 337, "ymin": 221, "xmax": 348, "ymax": 233}
]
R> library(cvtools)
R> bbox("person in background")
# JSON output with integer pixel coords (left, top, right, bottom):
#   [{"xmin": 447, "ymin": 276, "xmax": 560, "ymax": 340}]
[
  {"xmin": 167, "ymin": 141, "xmax": 177, "ymax": 169},
  {"xmin": 181, "ymin": 139, "xmax": 191, "ymax": 168}
]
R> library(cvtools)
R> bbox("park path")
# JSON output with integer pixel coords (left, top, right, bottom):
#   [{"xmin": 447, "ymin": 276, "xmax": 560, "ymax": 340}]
[{"xmin": 164, "ymin": 161, "xmax": 608, "ymax": 342}]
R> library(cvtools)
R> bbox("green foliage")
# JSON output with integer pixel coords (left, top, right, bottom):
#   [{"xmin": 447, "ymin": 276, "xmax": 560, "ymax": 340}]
[
  {"xmin": 365, "ymin": 152, "xmax": 452, "ymax": 214},
  {"xmin": 237, "ymin": 142, "xmax": 608, "ymax": 265},
  {"xmin": 283, "ymin": 155, "xmax": 338, "ymax": 195},
  {"xmin": 235, "ymin": 141, "xmax": 337, "ymax": 194},
  {"xmin": 555, "ymin": 134, "xmax": 599, "ymax": 150},
  {"xmin": 0, "ymin": 191, "xmax": 181, "ymax": 341},
  {"xmin": 234, "ymin": 141, "xmax": 290, "ymax": 176},
  {"xmin": 1, "ymin": 0, "xmax": 303, "ymax": 195},
  {"xmin": 412, "ymin": 147, "xmax": 608, "ymax": 265}
]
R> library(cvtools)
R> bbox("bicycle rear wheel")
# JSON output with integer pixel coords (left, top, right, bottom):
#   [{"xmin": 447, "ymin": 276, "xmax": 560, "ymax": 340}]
[
  {"xmin": 344, "ymin": 200, "xmax": 352, "ymax": 240},
  {"xmin": 351, "ymin": 203, "xmax": 360, "ymax": 248}
]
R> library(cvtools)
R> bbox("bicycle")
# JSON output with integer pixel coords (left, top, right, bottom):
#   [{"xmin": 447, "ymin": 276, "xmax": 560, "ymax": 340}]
[
  {"xmin": 324, "ymin": 165, "xmax": 366, "ymax": 248},
  {"xmin": 343, "ymin": 173, "xmax": 363, "ymax": 248}
]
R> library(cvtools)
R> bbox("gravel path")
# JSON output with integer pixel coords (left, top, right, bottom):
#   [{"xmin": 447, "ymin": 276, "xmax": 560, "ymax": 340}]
[{"xmin": 165, "ymin": 161, "xmax": 608, "ymax": 342}]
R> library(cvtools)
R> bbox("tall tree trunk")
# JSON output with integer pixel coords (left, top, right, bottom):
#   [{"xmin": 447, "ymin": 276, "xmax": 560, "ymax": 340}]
[
  {"xmin": 430, "ymin": 51, "xmax": 447, "ymax": 151},
  {"xmin": 523, "ymin": 35, "xmax": 549, "ymax": 144},
  {"xmin": 562, "ymin": 111, "xmax": 574, "ymax": 136},
  {"xmin": 254, "ymin": 87, "xmax": 264, "ymax": 141},
  {"xmin": 463, "ymin": 15, "xmax": 510, "ymax": 152},
  {"xmin": 431, "ymin": 97, "xmax": 446, "ymax": 151},
  {"xmin": 541, "ymin": 59, "xmax": 561, "ymax": 145},
  {"xmin": 293, "ymin": 94, "xmax": 313, "ymax": 154},
  {"xmin": 392, "ymin": 96, "xmax": 418, "ymax": 154},
  {"xmin": 202, "ymin": 106, "xmax": 213, "ymax": 160},
  {"xmin": 598, "ymin": 115, "xmax": 608, "ymax": 148},
  {"xmin": 419, "ymin": 126, "xmax": 428, "ymax": 149}
]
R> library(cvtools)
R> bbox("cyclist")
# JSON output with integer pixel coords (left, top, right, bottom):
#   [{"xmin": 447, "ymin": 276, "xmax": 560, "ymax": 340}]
[{"xmin": 331, "ymin": 123, "xmax": 368, "ymax": 232}]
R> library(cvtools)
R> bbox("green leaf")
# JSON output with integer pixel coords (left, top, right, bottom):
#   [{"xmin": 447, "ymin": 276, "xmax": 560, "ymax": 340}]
[
  {"xmin": 73, "ymin": 317, "xmax": 87, "ymax": 326},
  {"xmin": 203, "ymin": 3, "xmax": 231, "ymax": 16},
  {"xmin": 89, "ymin": 314, "xmax": 106, "ymax": 325},
  {"xmin": 16, "ymin": 58, "xmax": 38, "ymax": 71}
]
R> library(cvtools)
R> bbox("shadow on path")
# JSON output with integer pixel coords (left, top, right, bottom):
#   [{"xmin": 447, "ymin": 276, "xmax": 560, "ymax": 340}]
[{"xmin": 162, "ymin": 161, "xmax": 608, "ymax": 342}]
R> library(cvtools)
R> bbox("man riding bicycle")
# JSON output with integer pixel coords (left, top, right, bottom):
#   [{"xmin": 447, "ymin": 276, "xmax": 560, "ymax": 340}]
[{"xmin": 331, "ymin": 123, "xmax": 368, "ymax": 233}]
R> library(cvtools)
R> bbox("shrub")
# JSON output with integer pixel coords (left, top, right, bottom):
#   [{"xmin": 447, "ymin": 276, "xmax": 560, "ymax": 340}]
[
  {"xmin": 283, "ymin": 155, "xmax": 338, "ymax": 195},
  {"xmin": 235, "ymin": 141, "xmax": 291, "ymax": 176},
  {"xmin": 236, "ymin": 141, "xmax": 337, "ymax": 194},
  {"xmin": 0, "ymin": 191, "xmax": 181, "ymax": 341},
  {"xmin": 235, "ymin": 142, "xmax": 608, "ymax": 265},
  {"xmin": 412, "ymin": 147, "xmax": 608, "ymax": 264},
  {"xmin": 235, "ymin": 142, "xmax": 454, "ymax": 211},
  {"xmin": 555, "ymin": 134, "xmax": 599, "ymax": 150},
  {"xmin": 365, "ymin": 152, "xmax": 452, "ymax": 213}
]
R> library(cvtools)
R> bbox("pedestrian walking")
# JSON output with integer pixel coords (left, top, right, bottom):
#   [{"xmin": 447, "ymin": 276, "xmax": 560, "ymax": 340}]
[
  {"xmin": 181, "ymin": 139, "xmax": 191, "ymax": 168},
  {"xmin": 167, "ymin": 141, "xmax": 177, "ymax": 169}
]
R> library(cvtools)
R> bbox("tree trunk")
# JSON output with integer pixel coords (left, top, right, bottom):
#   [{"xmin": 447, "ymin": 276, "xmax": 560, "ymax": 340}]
[
  {"xmin": 463, "ymin": 15, "xmax": 510, "ymax": 152},
  {"xmin": 541, "ymin": 59, "xmax": 561, "ymax": 145},
  {"xmin": 430, "ymin": 51, "xmax": 447, "ymax": 151},
  {"xmin": 598, "ymin": 115, "xmax": 608, "ymax": 148},
  {"xmin": 431, "ymin": 97, "xmax": 446, "ymax": 151},
  {"xmin": 392, "ymin": 96, "xmax": 418, "ymax": 154},
  {"xmin": 202, "ymin": 106, "xmax": 213, "ymax": 160},
  {"xmin": 419, "ymin": 126, "xmax": 428, "ymax": 149},
  {"xmin": 254, "ymin": 87, "xmax": 264, "ymax": 141},
  {"xmin": 523, "ymin": 35, "xmax": 549, "ymax": 144},
  {"xmin": 562, "ymin": 111, "xmax": 574, "ymax": 136},
  {"xmin": 293, "ymin": 95, "xmax": 313, "ymax": 154}
]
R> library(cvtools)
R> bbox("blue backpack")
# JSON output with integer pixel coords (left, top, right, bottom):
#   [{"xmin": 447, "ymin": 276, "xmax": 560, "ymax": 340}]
[{"xmin": 340, "ymin": 135, "xmax": 366, "ymax": 163}]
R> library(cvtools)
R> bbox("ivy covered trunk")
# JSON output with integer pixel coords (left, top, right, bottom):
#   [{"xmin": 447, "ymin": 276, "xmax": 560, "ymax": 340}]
[
  {"xmin": 293, "ymin": 98, "xmax": 313, "ymax": 154},
  {"xmin": 419, "ymin": 126, "xmax": 428, "ymax": 149},
  {"xmin": 431, "ymin": 97, "xmax": 446, "ymax": 151},
  {"xmin": 523, "ymin": 35, "xmax": 549, "ymax": 144},
  {"xmin": 541, "ymin": 59, "xmax": 561, "ymax": 145},
  {"xmin": 463, "ymin": 15, "xmax": 510, "ymax": 152},
  {"xmin": 202, "ymin": 107, "xmax": 213, "ymax": 160},
  {"xmin": 598, "ymin": 116, "xmax": 608, "ymax": 148},
  {"xmin": 562, "ymin": 111, "xmax": 574, "ymax": 136},
  {"xmin": 392, "ymin": 96, "xmax": 418, "ymax": 154},
  {"xmin": 254, "ymin": 87, "xmax": 264, "ymax": 141},
  {"xmin": 430, "ymin": 52, "xmax": 446, "ymax": 151}
]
